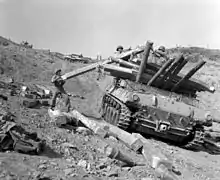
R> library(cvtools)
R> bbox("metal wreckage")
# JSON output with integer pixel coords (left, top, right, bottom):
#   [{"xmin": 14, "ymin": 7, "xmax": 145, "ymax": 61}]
[{"xmin": 61, "ymin": 41, "xmax": 220, "ymax": 153}]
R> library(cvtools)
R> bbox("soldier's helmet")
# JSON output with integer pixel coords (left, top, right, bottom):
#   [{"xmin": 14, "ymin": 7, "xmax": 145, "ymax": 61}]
[
  {"xmin": 54, "ymin": 68, "xmax": 61, "ymax": 74},
  {"xmin": 116, "ymin": 45, "xmax": 124, "ymax": 52},
  {"xmin": 158, "ymin": 46, "xmax": 166, "ymax": 52}
]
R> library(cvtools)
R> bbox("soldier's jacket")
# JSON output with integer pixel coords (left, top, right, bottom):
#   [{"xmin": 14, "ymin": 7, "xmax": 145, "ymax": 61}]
[
  {"xmin": 51, "ymin": 74, "xmax": 65, "ymax": 87},
  {"xmin": 149, "ymin": 50, "xmax": 167, "ymax": 66}
]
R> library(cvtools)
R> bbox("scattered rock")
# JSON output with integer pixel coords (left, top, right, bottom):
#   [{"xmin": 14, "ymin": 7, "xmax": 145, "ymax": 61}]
[
  {"xmin": 108, "ymin": 136, "xmax": 118, "ymax": 142},
  {"xmin": 87, "ymin": 162, "xmax": 91, "ymax": 171},
  {"xmin": 50, "ymin": 162, "xmax": 58, "ymax": 166},
  {"xmin": 64, "ymin": 148, "xmax": 70, "ymax": 156},
  {"xmin": 22, "ymin": 99, "xmax": 39, "ymax": 108},
  {"xmin": 76, "ymin": 127, "xmax": 92, "ymax": 136},
  {"xmin": 64, "ymin": 168, "xmax": 74, "ymax": 176},
  {"xmin": 77, "ymin": 160, "xmax": 87, "ymax": 168},
  {"xmin": 66, "ymin": 158, "xmax": 74, "ymax": 163},
  {"xmin": 106, "ymin": 169, "xmax": 119, "ymax": 177},
  {"xmin": 40, "ymin": 160, "xmax": 48, "ymax": 164},
  {"xmin": 38, "ymin": 164, "xmax": 47, "ymax": 170},
  {"xmin": 62, "ymin": 142, "xmax": 77, "ymax": 149},
  {"xmin": 122, "ymin": 167, "xmax": 131, "ymax": 171},
  {"xmin": 96, "ymin": 162, "xmax": 107, "ymax": 170}
]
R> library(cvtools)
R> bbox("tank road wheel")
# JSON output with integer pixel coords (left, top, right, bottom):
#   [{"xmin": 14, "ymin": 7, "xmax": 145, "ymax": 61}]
[
  {"xmin": 117, "ymin": 104, "xmax": 131, "ymax": 130},
  {"xmin": 112, "ymin": 109, "xmax": 119, "ymax": 126},
  {"xmin": 101, "ymin": 95, "xmax": 108, "ymax": 117},
  {"xmin": 101, "ymin": 95, "xmax": 131, "ymax": 131},
  {"xmin": 109, "ymin": 107, "xmax": 115, "ymax": 124},
  {"xmin": 106, "ymin": 106, "xmax": 111, "ymax": 122}
]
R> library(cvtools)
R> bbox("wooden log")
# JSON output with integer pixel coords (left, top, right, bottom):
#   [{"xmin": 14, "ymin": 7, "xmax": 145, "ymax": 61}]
[
  {"xmin": 102, "ymin": 64, "xmax": 212, "ymax": 94},
  {"xmin": 147, "ymin": 58, "xmax": 174, "ymax": 86},
  {"xmin": 62, "ymin": 59, "xmax": 112, "ymax": 80},
  {"xmin": 172, "ymin": 58, "xmax": 188, "ymax": 77},
  {"xmin": 100, "ymin": 57, "xmax": 213, "ymax": 93},
  {"xmin": 158, "ymin": 55, "xmax": 184, "ymax": 87},
  {"xmin": 116, "ymin": 47, "xmax": 145, "ymax": 61},
  {"xmin": 104, "ymin": 145, "xmax": 145, "ymax": 166},
  {"xmin": 136, "ymin": 41, "xmax": 153, "ymax": 82},
  {"xmin": 163, "ymin": 57, "xmax": 188, "ymax": 89},
  {"xmin": 110, "ymin": 57, "xmax": 139, "ymax": 70},
  {"xmin": 147, "ymin": 62, "xmax": 212, "ymax": 92},
  {"xmin": 171, "ymin": 60, "xmax": 206, "ymax": 92}
]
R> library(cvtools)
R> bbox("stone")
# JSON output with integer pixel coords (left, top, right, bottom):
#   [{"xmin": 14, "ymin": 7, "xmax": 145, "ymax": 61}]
[
  {"xmin": 62, "ymin": 142, "xmax": 77, "ymax": 149},
  {"xmin": 96, "ymin": 162, "xmax": 107, "ymax": 170},
  {"xmin": 106, "ymin": 169, "xmax": 118, "ymax": 177},
  {"xmin": 108, "ymin": 136, "xmax": 118, "ymax": 142},
  {"xmin": 76, "ymin": 127, "xmax": 92, "ymax": 136},
  {"xmin": 77, "ymin": 159, "xmax": 87, "ymax": 168},
  {"xmin": 122, "ymin": 167, "xmax": 131, "ymax": 171},
  {"xmin": 38, "ymin": 164, "xmax": 47, "ymax": 170},
  {"xmin": 64, "ymin": 168, "xmax": 74, "ymax": 176}
]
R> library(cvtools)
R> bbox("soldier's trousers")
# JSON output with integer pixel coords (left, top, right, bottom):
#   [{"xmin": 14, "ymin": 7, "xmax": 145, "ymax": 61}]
[{"xmin": 51, "ymin": 86, "xmax": 67, "ymax": 108}]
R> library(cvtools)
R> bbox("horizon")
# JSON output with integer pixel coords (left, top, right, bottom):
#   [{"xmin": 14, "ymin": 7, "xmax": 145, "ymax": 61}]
[{"xmin": 1, "ymin": 0, "xmax": 220, "ymax": 58}]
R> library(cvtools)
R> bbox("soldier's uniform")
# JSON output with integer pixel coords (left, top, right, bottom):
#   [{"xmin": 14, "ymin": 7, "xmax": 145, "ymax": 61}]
[
  {"xmin": 113, "ymin": 45, "xmax": 124, "ymax": 58},
  {"xmin": 51, "ymin": 69, "xmax": 68, "ymax": 109},
  {"xmin": 151, "ymin": 46, "xmax": 167, "ymax": 66}
]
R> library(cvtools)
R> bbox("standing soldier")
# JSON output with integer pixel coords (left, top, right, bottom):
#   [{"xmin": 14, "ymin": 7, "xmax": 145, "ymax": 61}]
[{"xmin": 50, "ymin": 69, "xmax": 69, "ymax": 110}]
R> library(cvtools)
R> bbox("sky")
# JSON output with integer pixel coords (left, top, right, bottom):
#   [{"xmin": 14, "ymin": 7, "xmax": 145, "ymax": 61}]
[{"xmin": 0, "ymin": 0, "xmax": 220, "ymax": 58}]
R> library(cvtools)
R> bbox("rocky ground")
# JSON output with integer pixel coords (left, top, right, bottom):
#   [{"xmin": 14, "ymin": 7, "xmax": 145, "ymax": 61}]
[{"xmin": 1, "ymin": 36, "xmax": 220, "ymax": 180}]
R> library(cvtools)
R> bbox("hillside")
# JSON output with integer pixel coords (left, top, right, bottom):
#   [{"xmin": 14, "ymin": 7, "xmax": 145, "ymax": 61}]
[{"xmin": 1, "ymin": 36, "xmax": 220, "ymax": 180}]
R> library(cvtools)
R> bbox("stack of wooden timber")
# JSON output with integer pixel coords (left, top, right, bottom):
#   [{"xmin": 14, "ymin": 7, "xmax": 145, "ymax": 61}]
[{"xmin": 102, "ymin": 41, "xmax": 215, "ymax": 96}]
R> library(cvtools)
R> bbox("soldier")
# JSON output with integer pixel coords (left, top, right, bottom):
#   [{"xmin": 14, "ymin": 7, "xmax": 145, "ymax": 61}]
[
  {"xmin": 50, "ymin": 69, "xmax": 68, "ymax": 110},
  {"xmin": 157, "ymin": 46, "xmax": 166, "ymax": 57},
  {"xmin": 114, "ymin": 45, "xmax": 124, "ymax": 58},
  {"xmin": 152, "ymin": 46, "xmax": 168, "ymax": 66}
]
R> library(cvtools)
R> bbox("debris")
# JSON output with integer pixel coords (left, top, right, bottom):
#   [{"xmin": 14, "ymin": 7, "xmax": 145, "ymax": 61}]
[
  {"xmin": 0, "ymin": 109, "xmax": 44, "ymax": 155},
  {"xmin": 106, "ymin": 168, "xmax": 119, "ymax": 177},
  {"xmin": 0, "ymin": 94, "xmax": 8, "ymax": 100},
  {"xmin": 155, "ymin": 164, "xmax": 179, "ymax": 180},
  {"xmin": 64, "ymin": 168, "xmax": 74, "ymax": 176},
  {"xmin": 22, "ymin": 99, "xmax": 40, "ymax": 108},
  {"xmin": 38, "ymin": 164, "xmax": 47, "ymax": 170},
  {"xmin": 77, "ymin": 159, "xmax": 87, "ymax": 169},
  {"xmin": 141, "ymin": 178, "xmax": 153, "ymax": 180},
  {"xmin": 61, "ymin": 142, "xmax": 74, "ymax": 147},
  {"xmin": 96, "ymin": 162, "xmax": 107, "ymax": 170},
  {"xmin": 108, "ymin": 135, "xmax": 118, "ymax": 142},
  {"xmin": 76, "ymin": 127, "xmax": 92, "ymax": 136},
  {"xmin": 104, "ymin": 145, "xmax": 144, "ymax": 167}
]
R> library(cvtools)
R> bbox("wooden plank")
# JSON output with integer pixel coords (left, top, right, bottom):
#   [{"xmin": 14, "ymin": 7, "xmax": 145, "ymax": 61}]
[
  {"xmin": 136, "ymin": 41, "xmax": 153, "ymax": 82},
  {"xmin": 62, "ymin": 59, "xmax": 111, "ymax": 80},
  {"xmin": 147, "ymin": 58, "xmax": 174, "ymax": 86},
  {"xmin": 171, "ymin": 60, "xmax": 206, "ymax": 92}
]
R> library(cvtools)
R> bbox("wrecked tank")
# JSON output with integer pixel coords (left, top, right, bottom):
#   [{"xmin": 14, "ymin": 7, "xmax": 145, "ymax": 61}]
[{"xmin": 100, "ymin": 41, "xmax": 218, "ymax": 151}]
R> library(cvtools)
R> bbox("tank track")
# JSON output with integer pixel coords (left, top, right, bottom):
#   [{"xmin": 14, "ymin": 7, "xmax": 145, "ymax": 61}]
[
  {"xmin": 101, "ymin": 94, "xmax": 131, "ymax": 130},
  {"xmin": 183, "ymin": 130, "xmax": 220, "ymax": 154},
  {"xmin": 183, "ymin": 130, "xmax": 205, "ymax": 151}
]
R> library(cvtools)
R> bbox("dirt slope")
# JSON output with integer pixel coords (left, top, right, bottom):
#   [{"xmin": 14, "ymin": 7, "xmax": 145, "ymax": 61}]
[{"xmin": 1, "ymin": 37, "xmax": 220, "ymax": 180}]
